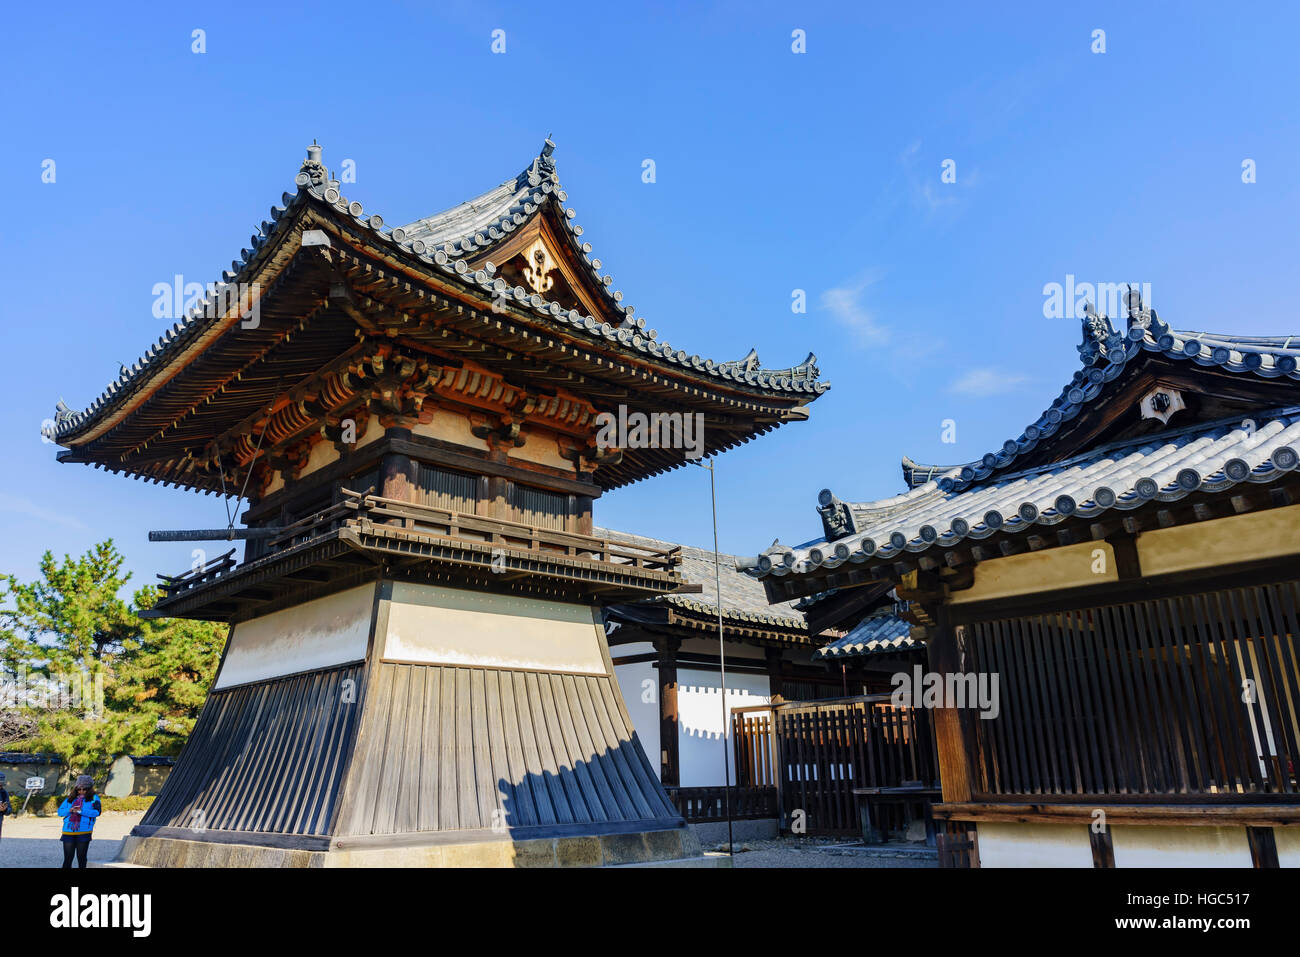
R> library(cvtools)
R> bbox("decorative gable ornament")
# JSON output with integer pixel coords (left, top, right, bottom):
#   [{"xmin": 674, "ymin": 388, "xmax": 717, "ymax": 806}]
[
  {"xmin": 1139, "ymin": 386, "xmax": 1186, "ymax": 425},
  {"xmin": 521, "ymin": 237, "xmax": 556, "ymax": 295}
]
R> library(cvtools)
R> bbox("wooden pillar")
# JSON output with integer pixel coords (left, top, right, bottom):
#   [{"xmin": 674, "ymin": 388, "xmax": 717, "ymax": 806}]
[
  {"xmin": 765, "ymin": 646, "xmax": 785, "ymax": 703},
  {"xmin": 927, "ymin": 611, "xmax": 975, "ymax": 804},
  {"xmin": 656, "ymin": 637, "xmax": 681, "ymax": 787},
  {"xmin": 487, "ymin": 475, "xmax": 509, "ymax": 521},
  {"xmin": 379, "ymin": 428, "xmax": 417, "ymax": 503},
  {"xmin": 573, "ymin": 494, "xmax": 594, "ymax": 536},
  {"xmin": 1247, "ymin": 827, "xmax": 1280, "ymax": 868}
]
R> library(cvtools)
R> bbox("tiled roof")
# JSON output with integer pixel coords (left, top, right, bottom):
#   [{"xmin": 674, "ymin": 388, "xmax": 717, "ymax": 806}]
[
  {"xmin": 597, "ymin": 527, "xmax": 806, "ymax": 629},
  {"xmin": 756, "ymin": 404, "xmax": 1300, "ymax": 577},
  {"xmin": 47, "ymin": 140, "xmax": 827, "ymax": 444},
  {"xmin": 910, "ymin": 304, "xmax": 1300, "ymax": 496},
  {"xmin": 399, "ymin": 138, "xmax": 639, "ymax": 327},
  {"xmin": 813, "ymin": 613, "xmax": 920, "ymax": 659}
]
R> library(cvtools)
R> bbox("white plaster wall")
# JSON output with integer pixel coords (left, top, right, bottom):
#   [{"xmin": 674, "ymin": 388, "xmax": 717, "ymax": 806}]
[
  {"xmin": 612, "ymin": 651, "xmax": 775, "ymax": 787},
  {"xmin": 1109, "ymin": 826, "xmax": 1253, "ymax": 868},
  {"xmin": 677, "ymin": 668, "xmax": 771, "ymax": 788},
  {"xmin": 613, "ymin": 648, "xmax": 662, "ymax": 780},
  {"xmin": 975, "ymin": 823, "xmax": 1094, "ymax": 868},
  {"xmin": 214, "ymin": 583, "xmax": 374, "ymax": 689},
  {"xmin": 384, "ymin": 582, "xmax": 608, "ymax": 675},
  {"xmin": 1274, "ymin": 828, "xmax": 1300, "ymax": 867}
]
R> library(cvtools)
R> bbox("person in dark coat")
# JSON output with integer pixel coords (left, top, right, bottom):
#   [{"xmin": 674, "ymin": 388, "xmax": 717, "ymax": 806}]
[
  {"xmin": 57, "ymin": 774, "xmax": 101, "ymax": 868},
  {"xmin": 0, "ymin": 773, "xmax": 10, "ymax": 842}
]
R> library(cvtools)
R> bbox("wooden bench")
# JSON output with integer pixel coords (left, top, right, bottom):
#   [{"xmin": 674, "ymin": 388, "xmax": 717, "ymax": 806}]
[{"xmin": 852, "ymin": 784, "xmax": 941, "ymax": 845}]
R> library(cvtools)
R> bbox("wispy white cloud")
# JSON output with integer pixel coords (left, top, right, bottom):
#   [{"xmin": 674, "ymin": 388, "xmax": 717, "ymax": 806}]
[
  {"xmin": 820, "ymin": 269, "xmax": 890, "ymax": 346},
  {"xmin": 948, "ymin": 368, "xmax": 1031, "ymax": 397},
  {"xmin": 0, "ymin": 495, "xmax": 90, "ymax": 531},
  {"xmin": 900, "ymin": 139, "xmax": 972, "ymax": 212}
]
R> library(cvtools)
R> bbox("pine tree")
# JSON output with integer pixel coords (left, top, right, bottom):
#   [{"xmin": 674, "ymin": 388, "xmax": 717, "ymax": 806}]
[
  {"xmin": 0, "ymin": 541, "xmax": 226, "ymax": 772},
  {"xmin": 110, "ymin": 585, "xmax": 225, "ymax": 754}
]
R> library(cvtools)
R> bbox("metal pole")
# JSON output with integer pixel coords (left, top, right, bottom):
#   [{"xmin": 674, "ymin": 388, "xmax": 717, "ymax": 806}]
[{"xmin": 703, "ymin": 458, "xmax": 734, "ymax": 856}]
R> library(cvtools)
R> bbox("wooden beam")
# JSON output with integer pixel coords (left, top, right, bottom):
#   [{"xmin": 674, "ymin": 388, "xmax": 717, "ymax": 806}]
[{"xmin": 934, "ymin": 803, "xmax": 1300, "ymax": 827}]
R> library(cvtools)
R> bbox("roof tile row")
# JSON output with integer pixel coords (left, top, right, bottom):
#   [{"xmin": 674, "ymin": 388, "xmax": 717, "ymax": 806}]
[{"xmin": 760, "ymin": 405, "xmax": 1300, "ymax": 577}]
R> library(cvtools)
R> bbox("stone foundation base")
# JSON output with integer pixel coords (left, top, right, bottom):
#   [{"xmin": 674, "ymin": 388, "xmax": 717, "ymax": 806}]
[{"xmin": 117, "ymin": 825, "xmax": 713, "ymax": 868}]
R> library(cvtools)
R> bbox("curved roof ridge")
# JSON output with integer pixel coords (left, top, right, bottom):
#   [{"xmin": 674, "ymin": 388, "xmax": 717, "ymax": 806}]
[
  {"xmin": 1175, "ymin": 330, "xmax": 1300, "ymax": 354},
  {"xmin": 397, "ymin": 137, "xmax": 645, "ymax": 328},
  {"xmin": 399, "ymin": 179, "xmax": 525, "ymax": 246},
  {"xmin": 47, "ymin": 140, "xmax": 829, "ymax": 446},
  {"xmin": 927, "ymin": 298, "xmax": 1300, "ymax": 496}
]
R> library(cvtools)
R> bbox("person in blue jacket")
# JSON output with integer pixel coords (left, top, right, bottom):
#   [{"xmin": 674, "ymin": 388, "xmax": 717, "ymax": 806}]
[
  {"xmin": 58, "ymin": 774, "xmax": 100, "ymax": 868},
  {"xmin": 0, "ymin": 773, "xmax": 10, "ymax": 842}
]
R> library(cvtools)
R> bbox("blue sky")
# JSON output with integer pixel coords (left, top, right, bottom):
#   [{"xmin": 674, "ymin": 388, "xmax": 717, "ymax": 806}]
[{"xmin": 1, "ymin": 1, "xmax": 1297, "ymax": 590}]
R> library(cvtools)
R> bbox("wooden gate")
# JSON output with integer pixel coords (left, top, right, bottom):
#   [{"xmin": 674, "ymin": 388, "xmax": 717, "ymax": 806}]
[{"xmin": 734, "ymin": 695, "xmax": 939, "ymax": 836}]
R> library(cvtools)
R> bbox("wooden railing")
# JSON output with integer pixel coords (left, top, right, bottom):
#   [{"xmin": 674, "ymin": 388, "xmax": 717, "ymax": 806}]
[
  {"xmin": 664, "ymin": 786, "xmax": 778, "ymax": 822},
  {"xmin": 158, "ymin": 488, "xmax": 681, "ymax": 598},
  {"xmin": 155, "ymin": 548, "xmax": 237, "ymax": 598},
  {"xmin": 339, "ymin": 488, "xmax": 681, "ymax": 570}
]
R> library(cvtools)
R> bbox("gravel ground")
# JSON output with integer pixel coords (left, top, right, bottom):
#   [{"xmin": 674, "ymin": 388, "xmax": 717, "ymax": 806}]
[
  {"xmin": 0, "ymin": 814, "xmax": 936, "ymax": 868},
  {"xmin": 719, "ymin": 836, "xmax": 938, "ymax": 868},
  {"xmin": 0, "ymin": 811, "xmax": 143, "ymax": 868}
]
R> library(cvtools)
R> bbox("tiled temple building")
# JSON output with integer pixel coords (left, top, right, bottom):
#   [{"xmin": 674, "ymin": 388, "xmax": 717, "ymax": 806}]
[
  {"xmin": 603, "ymin": 534, "xmax": 928, "ymax": 838},
  {"xmin": 604, "ymin": 535, "xmax": 831, "ymax": 791},
  {"xmin": 747, "ymin": 295, "xmax": 1300, "ymax": 866},
  {"xmin": 46, "ymin": 140, "xmax": 827, "ymax": 867}
]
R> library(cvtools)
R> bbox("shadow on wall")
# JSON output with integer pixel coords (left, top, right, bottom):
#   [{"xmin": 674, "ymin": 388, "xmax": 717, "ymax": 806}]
[
  {"xmin": 488, "ymin": 735, "xmax": 684, "ymax": 836},
  {"xmin": 678, "ymin": 684, "xmax": 768, "ymax": 742}
]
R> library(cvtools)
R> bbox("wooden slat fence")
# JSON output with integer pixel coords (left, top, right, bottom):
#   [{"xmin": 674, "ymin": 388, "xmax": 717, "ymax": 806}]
[{"xmin": 733, "ymin": 695, "xmax": 939, "ymax": 836}]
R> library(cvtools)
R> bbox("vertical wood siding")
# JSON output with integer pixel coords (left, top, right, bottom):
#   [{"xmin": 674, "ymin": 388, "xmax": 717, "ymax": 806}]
[
  {"xmin": 336, "ymin": 662, "xmax": 680, "ymax": 836},
  {"xmin": 141, "ymin": 663, "xmax": 363, "ymax": 835},
  {"xmin": 507, "ymin": 484, "xmax": 569, "ymax": 531},
  {"xmin": 416, "ymin": 464, "xmax": 478, "ymax": 512},
  {"xmin": 966, "ymin": 581, "xmax": 1300, "ymax": 799}
]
